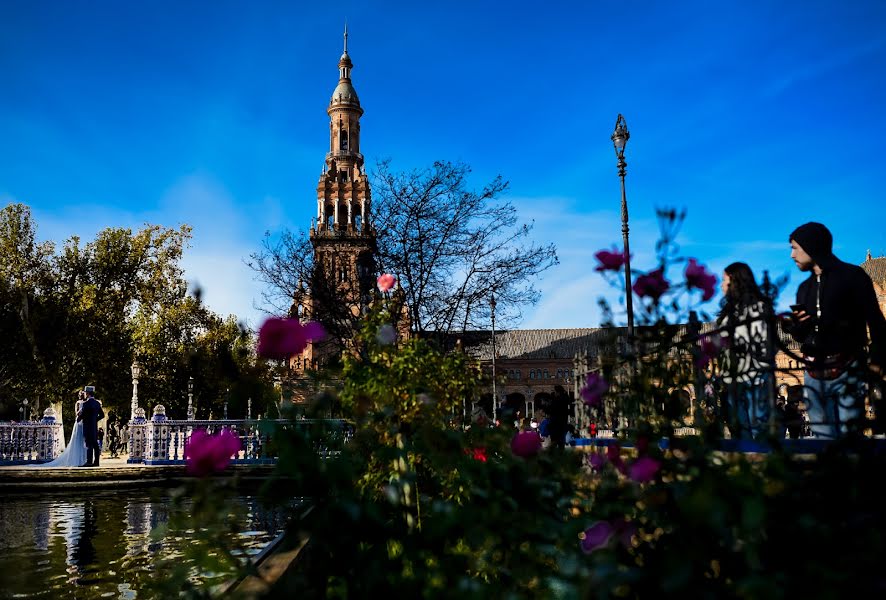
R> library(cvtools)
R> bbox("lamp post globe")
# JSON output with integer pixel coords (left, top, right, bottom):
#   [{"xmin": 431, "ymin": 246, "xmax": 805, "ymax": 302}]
[{"xmin": 611, "ymin": 114, "xmax": 635, "ymax": 340}]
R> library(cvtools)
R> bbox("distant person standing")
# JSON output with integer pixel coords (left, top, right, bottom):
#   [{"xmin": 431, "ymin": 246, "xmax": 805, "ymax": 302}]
[
  {"xmin": 788, "ymin": 222, "xmax": 886, "ymax": 438},
  {"xmin": 548, "ymin": 386, "xmax": 570, "ymax": 450},
  {"xmin": 108, "ymin": 422, "xmax": 120, "ymax": 458}
]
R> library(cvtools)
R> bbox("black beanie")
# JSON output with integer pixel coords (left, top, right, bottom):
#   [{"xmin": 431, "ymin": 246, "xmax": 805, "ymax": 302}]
[{"xmin": 789, "ymin": 222, "xmax": 833, "ymax": 265}]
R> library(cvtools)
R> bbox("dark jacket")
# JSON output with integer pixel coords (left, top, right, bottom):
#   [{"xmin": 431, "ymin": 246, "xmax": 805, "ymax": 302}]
[
  {"xmin": 79, "ymin": 397, "xmax": 105, "ymax": 444},
  {"xmin": 790, "ymin": 223, "xmax": 886, "ymax": 367}
]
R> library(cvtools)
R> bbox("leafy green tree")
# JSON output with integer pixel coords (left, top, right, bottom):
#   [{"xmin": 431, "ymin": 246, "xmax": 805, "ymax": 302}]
[{"xmin": 0, "ymin": 202, "xmax": 275, "ymax": 425}]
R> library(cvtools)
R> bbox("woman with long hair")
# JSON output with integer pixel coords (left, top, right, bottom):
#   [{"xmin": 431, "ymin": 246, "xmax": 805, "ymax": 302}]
[{"xmin": 716, "ymin": 262, "xmax": 774, "ymax": 439}]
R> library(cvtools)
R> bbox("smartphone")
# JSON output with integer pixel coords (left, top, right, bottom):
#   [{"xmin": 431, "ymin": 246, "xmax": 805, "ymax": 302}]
[{"xmin": 789, "ymin": 304, "xmax": 805, "ymax": 312}]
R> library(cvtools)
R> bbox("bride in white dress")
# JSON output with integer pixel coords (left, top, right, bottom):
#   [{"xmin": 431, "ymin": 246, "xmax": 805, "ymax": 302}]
[{"xmin": 37, "ymin": 393, "xmax": 87, "ymax": 468}]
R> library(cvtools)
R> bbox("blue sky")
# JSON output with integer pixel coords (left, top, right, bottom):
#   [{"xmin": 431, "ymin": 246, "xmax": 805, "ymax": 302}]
[{"xmin": 2, "ymin": 1, "xmax": 885, "ymax": 329}]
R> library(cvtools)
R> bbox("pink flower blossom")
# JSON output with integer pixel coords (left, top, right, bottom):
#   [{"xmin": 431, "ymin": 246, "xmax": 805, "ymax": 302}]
[
  {"xmin": 580, "ymin": 521, "xmax": 614, "ymax": 554},
  {"xmin": 607, "ymin": 444, "xmax": 627, "ymax": 475},
  {"xmin": 377, "ymin": 273, "xmax": 397, "ymax": 292},
  {"xmin": 511, "ymin": 431, "xmax": 542, "ymax": 458},
  {"xmin": 685, "ymin": 258, "xmax": 718, "ymax": 301},
  {"xmin": 587, "ymin": 452, "xmax": 606, "ymax": 471},
  {"xmin": 594, "ymin": 248, "xmax": 629, "ymax": 272},
  {"xmin": 629, "ymin": 456, "xmax": 661, "ymax": 483},
  {"xmin": 695, "ymin": 335, "xmax": 727, "ymax": 368},
  {"xmin": 185, "ymin": 428, "xmax": 242, "ymax": 477},
  {"xmin": 256, "ymin": 317, "xmax": 326, "ymax": 360},
  {"xmin": 632, "ymin": 268, "xmax": 670, "ymax": 301},
  {"xmin": 580, "ymin": 373, "xmax": 608, "ymax": 408}
]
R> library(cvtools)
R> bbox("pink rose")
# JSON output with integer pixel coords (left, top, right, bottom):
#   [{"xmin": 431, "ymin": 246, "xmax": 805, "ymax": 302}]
[
  {"xmin": 632, "ymin": 268, "xmax": 670, "ymax": 300},
  {"xmin": 256, "ymin": 317, "xmax": 326, "ymax": 360},
  {"xmin": 511, "ymin": 431, "xmax": 542, "ymax": 458},
  {"xmin": 580, "ymin": 521, "xmax": 614, "ymax": 554},
  {"xmin": 594, "ymin": 248, "xmax": 629, "ymax": 272},
  {"xmin": 685, "ymin": 258, "xmax": 717, "ymax": 301},
  {"xmin": 695, "ymin": 335, "xmax": 727, "ymax": 368},
  {"xmin": 587, "ymin": 452, "xmax": 606, "ymax": 471},
  {"xmin": 185, "ymin": 428, "xmax": 242, "ymax": 477},
  {"xmin": 629, "ymin": 456, "xmax": 661, "ymax": 483},
  {"xmin": 377, "ymin": 273, "xmax": 397, "ymax": 292},
  {"xmin": 580, "ymin": 372, "xmax": 608, "ymax": 408},
  {"xmin": 607, "ymin": 444, "xmax": 627, "ymax": 475}
]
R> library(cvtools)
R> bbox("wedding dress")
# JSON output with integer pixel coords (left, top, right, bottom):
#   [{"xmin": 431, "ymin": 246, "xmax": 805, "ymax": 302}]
[{"xmin": 37, "ymin": 401, "xmax": 87, "ymax": 468}]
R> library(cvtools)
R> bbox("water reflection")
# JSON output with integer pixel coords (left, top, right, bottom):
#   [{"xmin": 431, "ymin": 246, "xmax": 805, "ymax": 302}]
[{"xmin": 0, "ymin": 488, "xmax": 285, "ymax": 599}]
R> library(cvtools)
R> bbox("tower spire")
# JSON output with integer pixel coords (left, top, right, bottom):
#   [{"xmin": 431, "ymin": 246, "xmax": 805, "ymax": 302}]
[{"xmin": 344, "ymin": 22, "xmax": 348, "ymax": 54}]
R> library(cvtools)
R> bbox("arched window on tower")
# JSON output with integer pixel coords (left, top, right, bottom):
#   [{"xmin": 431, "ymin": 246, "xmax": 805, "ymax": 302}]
[
  {"xmin": 354, "ymin": 215, "xmax": 362, "ymax": 231},
  {"xmin": 325, "ymin": 204, "xmax": 335, "ymax": 231},
  {"xmin": 340, "ymin": 129, "xmax": 349, "ymax": 152}
]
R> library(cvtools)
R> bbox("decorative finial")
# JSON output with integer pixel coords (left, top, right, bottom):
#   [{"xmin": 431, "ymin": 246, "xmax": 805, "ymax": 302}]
[
  {"xmin": 344, "ymin": 22, "xmax": 348, "ymax": 54},
  {"xmin": 867, "ymin": 249, "xmax": 873, "ymax": 261}
]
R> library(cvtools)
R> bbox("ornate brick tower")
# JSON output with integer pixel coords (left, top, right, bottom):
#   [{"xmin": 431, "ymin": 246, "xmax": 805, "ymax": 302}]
[{"xmin": 290, "ymin": 28, "xmax": 377, "ymax": 380}]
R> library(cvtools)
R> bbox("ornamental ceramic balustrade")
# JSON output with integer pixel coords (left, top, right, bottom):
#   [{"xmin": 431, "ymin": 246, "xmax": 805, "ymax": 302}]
[
  {"xmin": 133, "ymin": 413, "xmax": 354, "ymax": 465},
  {"xmin": 127, "ymin": 408, "xmax": 148, "ymax": 464},
  {"xmin": 0, "ymin": 418, "xmax": 64, "ymax": 464}
]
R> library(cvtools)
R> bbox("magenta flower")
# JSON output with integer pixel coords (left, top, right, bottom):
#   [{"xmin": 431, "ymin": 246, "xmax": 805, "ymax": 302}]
[
  {"xmin": 256, "ymin": 317, "xmax": 326, "ymax": 360},
  {"xmin": 377, "ymin": 273, "xmax": 397, "ymax": 292},
  {"xmin": 511, "ymin": 431, "xmax": 542, "ymax": 458},
  {"xmin": 185, "ymin": 428, "xmax": 242, "ymax": 476},
  {"xmin": 607, "ymin": 444, "xmax": 627, "ymax": 475},
  {"xmin": 695, "ymin": 335, "xmax": 727, "ymax": 368},
  {"xmin": 685, "ymin": 258, "xmax": 718, "ymax": 301},
  {"xmin": 632, "ymin": 268, "xmax": 670, "ymax": 300},
  {"xmin": 580, "ymin": 521, "xmax": 614, "ymax": 554},
  {"xmin": 587, "ymin": 452, "xmax": 606, "ymax": 471},
  {"xmin": 580, "ymin": 372, "xmax": 608, "ymax": 408},
  {"xmin": 629, "ymin": 456, "xmax": 661, "ymax": 483},
  {"xmin": 594, "ymin": 247, "xmax": 628, "ymax": 272}
]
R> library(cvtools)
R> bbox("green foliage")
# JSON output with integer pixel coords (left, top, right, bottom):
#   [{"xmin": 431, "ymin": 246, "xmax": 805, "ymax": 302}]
[
  {"xmin": 169, "ymin": 210, "xmax": 885, "ymax": 598},
  {"xmin": 0, "ymin": 202, "xmax": 274, "ymax": 423},
  {"xmin": 252, "ymin": 303, "xmax": 594, "ymax": 598}
]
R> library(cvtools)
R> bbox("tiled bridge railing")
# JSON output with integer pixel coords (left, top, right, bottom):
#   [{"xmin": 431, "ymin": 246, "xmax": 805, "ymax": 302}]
[
  {"xmin": 0, "ymin": 420, "xmax": 64, "ymax": 465},
  {"xmin": 133, "ymin": 416, "xmax": 354, "ymax": 465}
]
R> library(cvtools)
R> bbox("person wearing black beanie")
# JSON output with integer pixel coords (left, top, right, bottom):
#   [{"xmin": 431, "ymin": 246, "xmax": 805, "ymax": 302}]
[{"xmin": 788, "ymin": 222, "xmax": 886, "ymax": 439}]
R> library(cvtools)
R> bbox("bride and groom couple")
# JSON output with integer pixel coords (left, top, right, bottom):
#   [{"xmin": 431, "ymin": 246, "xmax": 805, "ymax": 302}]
[{"xmin": 39, "ymin": 386, "xmax": 105, "ymax": 468}]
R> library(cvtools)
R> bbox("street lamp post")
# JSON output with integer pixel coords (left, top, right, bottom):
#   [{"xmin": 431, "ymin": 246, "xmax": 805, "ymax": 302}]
[
  {"xmin": 224, "ymin": 388, "xmax": 229, "ymax": 420},
  {"xmin": 187, "ymin": 377, "xmax": 195, "ymax": 421},
  {"xmin": 21, "ymin": 398, "xmax": 28, "ymax": 421},
  {"xmin": 130, "ymin": 361, "xmax": 141, "ymax": 422},
  {"xmin": 611, "ymin": 114, "xmax": 634, "ymax": 340},
  {"xmin": 490, "ymin": 294, "xmax": 497, "ymax": 424}
]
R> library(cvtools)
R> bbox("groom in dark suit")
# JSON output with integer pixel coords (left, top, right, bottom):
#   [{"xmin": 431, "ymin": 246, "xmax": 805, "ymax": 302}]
[{"xmin": 79, "ymin": 385, "xmax": 105, "ymax": 467}]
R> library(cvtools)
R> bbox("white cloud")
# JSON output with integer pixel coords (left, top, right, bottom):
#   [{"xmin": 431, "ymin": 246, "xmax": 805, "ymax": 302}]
[{"xmin": 509, "ymin": 194, "xmax": 663, "ymax": 328}]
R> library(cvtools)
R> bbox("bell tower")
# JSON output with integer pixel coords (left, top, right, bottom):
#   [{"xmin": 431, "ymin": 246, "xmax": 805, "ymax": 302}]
[{"xmin": 295, "ymin": 27, "xmax": 377, "ymax": 374}]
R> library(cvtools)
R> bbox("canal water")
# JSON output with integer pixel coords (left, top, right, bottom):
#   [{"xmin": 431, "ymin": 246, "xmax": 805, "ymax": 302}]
[{"xmin": 0, "ymin": 487, "xmax": 287, "ymax": 599}]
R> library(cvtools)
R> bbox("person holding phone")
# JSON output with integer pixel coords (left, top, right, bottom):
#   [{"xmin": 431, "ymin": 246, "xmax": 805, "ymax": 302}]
[{"xmin": 788, "ymin": 222, "xmax": 886, "ymax": 439}]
